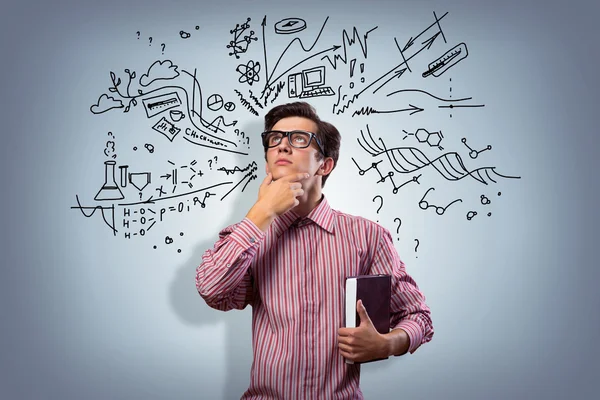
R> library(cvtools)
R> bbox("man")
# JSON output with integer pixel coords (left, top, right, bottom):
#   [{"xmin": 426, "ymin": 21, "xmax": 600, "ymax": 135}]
[{"xmin": 196, "ymin": 101, "xmax": 433, "ymax": 399}]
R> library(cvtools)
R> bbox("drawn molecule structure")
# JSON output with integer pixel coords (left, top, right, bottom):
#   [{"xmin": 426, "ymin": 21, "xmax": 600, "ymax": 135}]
[
  {"xmin": 462, "ymin": 137, "xmax": 491, "ymax": 159},
  {"xmin": 403, "ymin": 129, "xmax": 444, "ymax": 150}
]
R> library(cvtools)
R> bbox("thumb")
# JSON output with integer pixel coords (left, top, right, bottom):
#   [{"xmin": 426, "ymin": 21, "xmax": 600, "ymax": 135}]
[{"xmin": 357, "ymin": 299, "xmax": 373, "ymax": 327}]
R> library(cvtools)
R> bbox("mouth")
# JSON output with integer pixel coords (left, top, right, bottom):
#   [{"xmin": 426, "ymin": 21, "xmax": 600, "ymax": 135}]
[{"xmin": 275, "ymin": 160, "xmax": 292, "ymax": 165}]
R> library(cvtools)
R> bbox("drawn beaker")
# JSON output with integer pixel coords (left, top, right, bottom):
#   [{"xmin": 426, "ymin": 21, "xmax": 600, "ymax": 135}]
[{"xmin": 94, "ymin": 160, "xmax": 124, "ymax": 201}]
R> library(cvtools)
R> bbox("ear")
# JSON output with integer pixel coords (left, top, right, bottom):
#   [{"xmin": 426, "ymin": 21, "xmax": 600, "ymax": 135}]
[{"xmin": 316, "ymin": 157, "xmax": 335, "ymax": 176}]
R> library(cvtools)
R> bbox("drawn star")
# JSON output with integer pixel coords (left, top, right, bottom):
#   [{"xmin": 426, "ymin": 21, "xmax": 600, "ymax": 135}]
[{"xmin": 236, "ymin": 60, "xmax": 260, "ymax": 86}]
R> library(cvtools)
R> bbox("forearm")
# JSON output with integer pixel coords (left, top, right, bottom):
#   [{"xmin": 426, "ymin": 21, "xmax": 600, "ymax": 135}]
[
  {"xmin": 384, "ymin": 328, "xmax": 410, "ymax": 357},
  {"xmin": 245, "ymin": 201, "xmax": 276, "ymax": 232},
  {"xmin": 196, "ymin": 219, "xmax": 263, "ymax": 309}
]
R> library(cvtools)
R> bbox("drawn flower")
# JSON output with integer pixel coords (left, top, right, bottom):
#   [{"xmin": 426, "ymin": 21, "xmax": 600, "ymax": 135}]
[{"xmin": 236, "ymin": 60, "xmax": 260, "ymax": 86}]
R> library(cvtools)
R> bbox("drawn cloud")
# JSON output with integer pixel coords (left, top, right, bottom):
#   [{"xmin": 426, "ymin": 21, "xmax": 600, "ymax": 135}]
[
  {"xmin": 90, "ymin": 94, "xmax": 124, "ymax": 114},
  {"xmin": 140, "ymin": 60, "xmax": 180, "ymax": 87}
]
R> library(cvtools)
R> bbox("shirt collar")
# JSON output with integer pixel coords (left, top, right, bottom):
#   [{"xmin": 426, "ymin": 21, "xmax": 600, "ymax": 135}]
[{"xmin": 278, "ymin": 195, "xmax": 335, "ymax": 234}]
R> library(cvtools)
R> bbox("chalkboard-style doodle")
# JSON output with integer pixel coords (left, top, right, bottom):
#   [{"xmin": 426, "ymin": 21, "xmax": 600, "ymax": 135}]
[
  {"xmin": 179, "ymin": 30, "xmax": 191, "ymax": 39},
  {"xmin": 207, "ymin": 94, "xmax": 224, "ymax": 111},
  {"xmin": 129, "ymin": 172, "xmax": 151, "ymax": 193},
  {"xmin": 169, "ymin": 109, "xmax": 185, "ymax": 122},
  {"xmin": 260, "ymin": 16, "xmax": 339, "ymax": 99},
  {"xmin": 90, "ymin": 93, "xmax": 124, "ymax": 114},
  {"xmin": 418, "ymin": 187, "xmax": 462, "ymax": 215},
  {"xmin": 274, "ymin": 18, "xmax": 307, "ymax": 35},
  {"xmin": 358, "ymin": 125, "xmax": 520, "ymax": 185},
  {"xmin": 220, "ymin": 161, "xmax": 259, "ymax": 201},
  {"xmin": 462, "ymin": 137, "xmax": 491, "ymax": 159},
  {"xmin": 234, "ymin": 89, "xmax": 259, "ymax": 116},
  {"xmin": 422, "ymin": 43, "xmax": 468, "ymax": 78},
  {"xmin": 181, "ymin": 68, "xmax": 239, "ymax": 139},
  {"xmin": 480, "ymin": 194, "xmax": 491, "ymax": 205},
  {"xmin": 119, "ymin": 165, "xmax": 129, "ymax": 187},
  {"xmin": 466, "ymin": 210, "xmax": 477, "ymax": 220},
  {"xmin": 334, "ymin": 12, "xmax": 447, "ymax": 115},
  {"xmin": 143, "ymin": 92, "xmax": 182, "ymax": 118},
  {"xmin": 224, "ymin": 101, "xmax": 235, "ymax": 112},
  {"xmin": 352, "ymin": 104, "xmax": 424, "ymax": 117},
  {"xmin": 386, "ymin": 88, "xmax": 485, "ymax": 113},
  {"xmin": 217, "ymin": 161, "xmax": 258, "ymax": 176},
  {"xmin": 227, "ymin": 17, "xmax": 257, "ymax": 58},
  {"xmin": 144, "ymin": 143, "xmax": 155, "ymax": 153},
  {"xmin": 352, "ymin": 157, "xmax": 421, "ymax": 194},
  {"xmin": 95, "ymin": 160, "xmax": 124, "ymax": 201},
  {"xmin": 236, "ymin": 60, "xmax": 261, "ymax": 86},
  {"xmin": 140, "ymin": 60, "xmax": 180, "ymax": 87},
  {"xmin": 104, "ymin": 131, "xmax": 117, "ymax": 159},
  {"xmin": 152, "ymin": 116, "xmax": 180, "ymax": 141},
  {"xmin": 71, "ymin": 195, "xmax": 117, "ymax": 235},
  {"xmin": 287, "ymin": 66, "xmax": 335, "ymax": 99},
  {"xmin": 321, "ymin": 26, "xmax": 378, "ymax": 71},
  {"xmin": 403, "ymin": 129, "xmax": 444, "ymax": 150}
]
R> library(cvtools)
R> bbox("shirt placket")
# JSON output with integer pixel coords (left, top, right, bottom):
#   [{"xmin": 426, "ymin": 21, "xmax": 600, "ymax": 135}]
[{"xmin": 297, "ymin": 219, "xmax": 318, "ymax": 399}]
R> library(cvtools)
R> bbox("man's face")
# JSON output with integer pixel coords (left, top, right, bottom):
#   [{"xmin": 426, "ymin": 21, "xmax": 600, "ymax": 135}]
[{"xmin": 265, "ymin": 116, "xmax": 323, "ymax": 181}]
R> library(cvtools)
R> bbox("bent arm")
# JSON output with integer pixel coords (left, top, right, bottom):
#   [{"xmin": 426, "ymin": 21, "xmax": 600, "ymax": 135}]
[
  {"xmin": 195, "ymin": 218, "xmax": 265, "ymax": 311},
  {"xmin": 371, "ymin": 229, "xmax": 434, "ymax": 355}
]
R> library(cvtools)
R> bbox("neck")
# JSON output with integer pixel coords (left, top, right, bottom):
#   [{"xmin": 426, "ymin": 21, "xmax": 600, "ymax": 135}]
[{"xmin": 293, "ymin": 183, "xmax": 323, "ymax": 218}]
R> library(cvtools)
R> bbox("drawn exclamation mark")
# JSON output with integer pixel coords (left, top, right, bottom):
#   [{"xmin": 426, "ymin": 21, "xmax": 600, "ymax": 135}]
[{"xmin": 350, "ymin": 59, "xmax": 356, "ymax": 78}]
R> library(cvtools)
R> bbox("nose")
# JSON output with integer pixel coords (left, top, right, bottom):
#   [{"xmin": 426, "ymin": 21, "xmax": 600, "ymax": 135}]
[{"xmin": 276, "ymin": 135, "xmax": 292, "ymax": 152}]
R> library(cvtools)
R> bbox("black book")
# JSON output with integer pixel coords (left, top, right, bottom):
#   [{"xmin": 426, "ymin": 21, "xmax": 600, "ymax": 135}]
[{"xmin": 345, "ymin": 274, "xmax": 391, "ymax": 364}]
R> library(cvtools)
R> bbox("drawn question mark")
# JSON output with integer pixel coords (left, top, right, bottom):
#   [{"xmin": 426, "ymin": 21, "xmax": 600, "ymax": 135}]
[
  {"xmin": 394, "ymin": 217, "xmax": 402, "ymax": 241},
  {"xmin": 246, "ymin": 137, "xmax": 250, "ymax": 145},
  {"xmin": 149, "ymin": 37, "xmax": 152, "ymax": 46},
  {"xmin": 372, "ymin": 195, "xmax": 383, "ymax": 222},
  {"xmin": 136, "ymin": 31, "xmax": 140, "ymax": 39},
  {"xmin": 208, "ymin": 159, "xmax": 212, "ymax": 169},
  {"xmin": 213, "ymin": 156, "xmax": 218, "ymax": 165},
  {"xmin": 414, "ymin": 239, "xmax": 420, "ymax": 257},
  {"xmin": 161, "ymin": 43, "xmax": 165, "ymax": 54}
]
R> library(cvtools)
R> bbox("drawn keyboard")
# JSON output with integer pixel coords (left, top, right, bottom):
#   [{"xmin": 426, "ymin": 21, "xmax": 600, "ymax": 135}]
[{"xmin": 299, "ymin": 86, "xmax": 335, "ymax": 98}]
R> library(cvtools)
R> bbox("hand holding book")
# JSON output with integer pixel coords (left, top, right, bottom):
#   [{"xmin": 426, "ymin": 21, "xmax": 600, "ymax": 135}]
[
  {"xmin": 339, "ymin": 274, "xmax": 392, "ymax": 364},
  {"xmin": 338, "ymin": 299, "xmax": 391, "ymax": 364}
]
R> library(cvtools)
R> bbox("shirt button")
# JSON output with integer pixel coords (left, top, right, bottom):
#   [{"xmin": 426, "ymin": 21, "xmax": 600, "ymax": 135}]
[{"xmin": 249, "ymin": 237, "xmax": 255, "ymax": 243}]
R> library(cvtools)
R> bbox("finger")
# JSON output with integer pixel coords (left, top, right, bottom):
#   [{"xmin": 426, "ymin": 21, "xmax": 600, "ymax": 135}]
[
  {"xmin": 283, "ymin": 172, "xmax": 310, "ymax": 182},
  {"xmin": 357, "ymin": 299, "xmax": 373, "ymax": 326},
  {"xmin": 338, "ymin": 327, "xmax": 352, "ymax": 337},
  {"xmin": 338, "ymin": 343, "xmax": 352, "ymax": 352},
  {"xmin": 261, "ymin": 173, "xmax": 273, "ymax": 186},
  {"xmin": 290, "ymin": 182, "xmax": 302, "ymax": 190},
  {"xmin": 293, "ymin": 188, "xmax": 305, "ymax": 198}
]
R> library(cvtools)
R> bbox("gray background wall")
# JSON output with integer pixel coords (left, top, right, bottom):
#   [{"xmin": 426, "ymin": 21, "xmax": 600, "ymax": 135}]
[{"xmin": 1, "ymin": 0, "xmax": 599, "ymax": 398}]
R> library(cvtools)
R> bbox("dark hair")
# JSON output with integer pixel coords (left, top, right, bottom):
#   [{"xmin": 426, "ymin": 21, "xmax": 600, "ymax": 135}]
[{"xmin": 263, "ymin": 101, "xmax": 340, "ymax": 187}]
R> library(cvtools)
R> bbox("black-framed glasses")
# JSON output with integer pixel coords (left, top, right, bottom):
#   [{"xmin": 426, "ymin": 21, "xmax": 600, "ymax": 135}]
[{"xmin": 261, "ymin": 130, "xmax": 326, "ymax": 156}]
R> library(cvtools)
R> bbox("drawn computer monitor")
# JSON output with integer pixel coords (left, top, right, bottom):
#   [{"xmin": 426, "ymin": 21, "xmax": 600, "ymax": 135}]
[{"xmin": 302, "ymin": 66, "xmax": 325, "ymax": 89}]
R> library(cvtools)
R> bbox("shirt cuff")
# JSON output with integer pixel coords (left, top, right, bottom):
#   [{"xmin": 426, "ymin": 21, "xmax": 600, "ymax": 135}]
[
  {"xmin": 393, "ymin": 319, "xmax": 424, "ymax": 355},
  {"xmin": 228, "ymin": 217, "xmax": 265, "ymax": 250}
]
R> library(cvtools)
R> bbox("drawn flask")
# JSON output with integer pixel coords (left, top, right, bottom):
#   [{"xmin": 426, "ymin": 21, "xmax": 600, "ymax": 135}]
[{"xmin": 94, "ymin": 160, "xmax": 124, "ymax": 201}]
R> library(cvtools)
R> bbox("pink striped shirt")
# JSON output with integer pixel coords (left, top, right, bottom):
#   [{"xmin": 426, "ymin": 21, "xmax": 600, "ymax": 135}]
[{"xmin": 196, "ymin": 196, "xmax": 433, "ymax": 399}]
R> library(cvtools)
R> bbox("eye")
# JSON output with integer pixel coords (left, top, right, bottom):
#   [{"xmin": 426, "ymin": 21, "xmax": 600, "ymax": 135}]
[
  {"xmin": 269, "ymin": 135, "xmax": 282, "ymax": 146},
  {"xmin": 292, "ymin": 133, "xmax": 308, "ymax": 145}
]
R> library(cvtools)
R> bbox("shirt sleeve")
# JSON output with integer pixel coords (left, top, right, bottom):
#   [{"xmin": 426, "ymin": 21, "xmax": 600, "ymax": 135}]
[
  {"xmin": 195, "ymin": 217, "xmax": 265, "ymax": 311},
  {"xmin": 370, "ymin": 227, "xmax": 434, "ymax": 354}
]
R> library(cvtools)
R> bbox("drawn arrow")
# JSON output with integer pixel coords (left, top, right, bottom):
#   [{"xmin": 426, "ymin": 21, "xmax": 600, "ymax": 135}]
[
  {"xmin": 402, "ymin": 11, "xmax": 448, "ymax": 51},
  {"xmin": 373, "ymin": 68, "xmax": 407, "ymax": 94},
  {"xmin": 352, "ymin": 104, "xmax": 424, "ymax": 117},
  {"xmin": 261, "ymin": 15, "xmax": 269, "ymax": 85}
]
